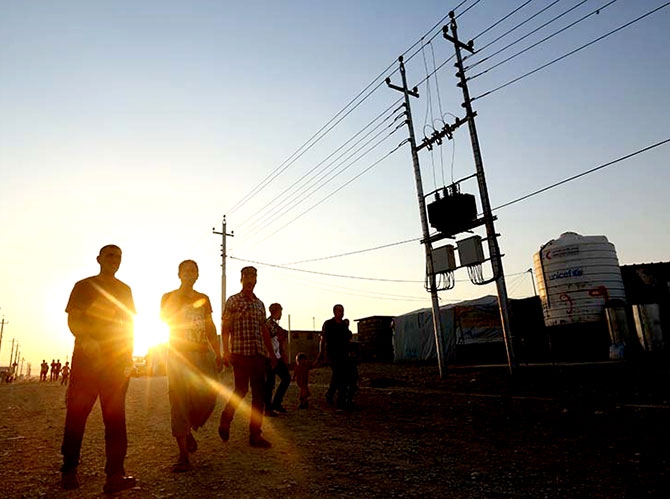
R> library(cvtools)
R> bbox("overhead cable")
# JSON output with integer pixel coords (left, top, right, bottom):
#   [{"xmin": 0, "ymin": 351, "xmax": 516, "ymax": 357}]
[
  {"xmin": 467, "ymin": 0, "xmax": 563, "ymax": 58},
  {"xmin": 226, "ymin": 79, "xmax": 389, "ymax": 216},
  {"xmin": 471, "ymin": 0, "xmax": 535, "ymax": 41},
  {"xmin": 418, "ymin": 1, "xmax": 564, "ymax": 93},
  {"xmin": 240, "ymin": 121, "xmax": 404, "ymax": 243},
  {"xmin": 492, "ymin": 137, "xmax": 670, "ymax": 212},
  {"xmin": 229, "ymin": 255, "xmax": 423, "ymax": 283},
  {"xmin": 244, "ymin": 139, "xmax": 406, "ymax": 248},
  {"xmin": 455, "ymin": 0, "xmax": 484, "ymax": 20},
  {"xmin": 233, "ymin": 251, "xmax": 531, "ymax": 285},
  {"xmin": 238, "ymin": 102, "xmax": 403, "ymax": 233},
  {"xmin": 473, "ymin": 1, "xmax": 670, "ymax": 101},
  {"xmin": 466, "ymin": 0, "xmax": 587, "ymax": 69},
  {"xmin": 226, "ymin": 1, "xmax": 470, "ymax": 216},
  {"xmin": 282, "ymin": 237, "xmax": 423, "ymax": 265},
  {"xmin": 468, "ymin": 0, "xmax": 617, "ymax": 80},
  {"xmin": 280, "ymin": 276, "xmax": 429, "ymax": 302},
  {"xmin": 273, "ymin": 139, "xmax": 670, "ymax": 281}
]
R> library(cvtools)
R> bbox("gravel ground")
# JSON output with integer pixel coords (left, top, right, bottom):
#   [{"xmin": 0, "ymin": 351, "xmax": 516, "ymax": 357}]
[{"xmin": 1, "ymin": 361, "xmax": 669, "ymax": 498}]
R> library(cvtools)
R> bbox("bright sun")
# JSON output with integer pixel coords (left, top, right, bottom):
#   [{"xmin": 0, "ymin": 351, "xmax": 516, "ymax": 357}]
[{"xmin": 133, "ymin": 314, "xmax": 169, "ymax": 357}]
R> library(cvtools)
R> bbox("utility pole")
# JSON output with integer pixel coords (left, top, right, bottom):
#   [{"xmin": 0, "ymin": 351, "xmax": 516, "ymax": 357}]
[
  {"xmin": 528, "ymin": 268, "xmax": 538, "ymax": 297},
  {"xmin": 13, "ymin": 343, "xmax": 20, "ymax": 367},
  {"xmin": 9, "ymin": 339, "xmax": 15, "ymax": 366},
  {"xmin": 443, "ymin": 12, "xmax": 516, "ymax": 372},
  {"xmin": 212, "ymin": 215, "xmax": 234, "ymax": 327},
  {"xmin": 387, "ymin": 56, "xmax": 447, "ymax": 378},
  {"xmin": 0, "ymin": 317, "xmax": 7, "ymax": 362}
]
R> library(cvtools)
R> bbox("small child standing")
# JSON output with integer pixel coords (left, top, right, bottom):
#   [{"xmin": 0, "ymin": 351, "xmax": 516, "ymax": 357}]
[{"xmin": 293, "ymin": 353, "xmax": 316, "ymax": 409}]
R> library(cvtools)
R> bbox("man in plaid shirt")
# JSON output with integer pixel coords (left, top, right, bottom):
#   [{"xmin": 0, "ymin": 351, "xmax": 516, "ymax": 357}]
[{"xmin": 218, "ymin": 266, "xmax": 276, "ymax": 448}]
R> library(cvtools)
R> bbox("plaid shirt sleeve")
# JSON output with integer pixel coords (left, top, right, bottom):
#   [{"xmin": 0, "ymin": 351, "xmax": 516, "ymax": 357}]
[{"xmin": 225, "ymin": 293, "xmax": 266, "ymax": 356}]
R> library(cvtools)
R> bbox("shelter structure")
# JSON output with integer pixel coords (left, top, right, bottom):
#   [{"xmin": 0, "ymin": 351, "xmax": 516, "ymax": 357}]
[
  {"xmin": 393, "ymin": 295, "xmax": 547, "ymax": 363},
  {"xmin": 394, "ymin": 295, "xmax": 501, "ymax": 362}
]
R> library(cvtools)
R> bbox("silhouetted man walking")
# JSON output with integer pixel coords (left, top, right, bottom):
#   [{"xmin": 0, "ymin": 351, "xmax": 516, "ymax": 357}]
[
  {"xmin": 60, "ymin": 244, "xmax": 137, "ymax": 494},
  {"xmin": 218, "ymin": 266, "xmax": 276, "ymax": 448}
]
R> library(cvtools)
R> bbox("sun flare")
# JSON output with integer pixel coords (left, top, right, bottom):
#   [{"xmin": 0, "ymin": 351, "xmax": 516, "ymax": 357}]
[{"xmin": 133, "ymin": 314, "xmax": 169, "ymax": 357}]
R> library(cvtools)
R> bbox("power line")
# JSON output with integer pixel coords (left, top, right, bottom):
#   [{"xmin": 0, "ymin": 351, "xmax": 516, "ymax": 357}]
[
  {"xmin": 455, "ymin": 0, "xmax": 484, "ymax": 20},
  {"xmin": 227, "ymin": 1, "xmax": 559, "ymax": 226},
  {"xmin": 238, "ymin": 103, "xmax": 403, "ymax": 234},
  {"xmin": 283, "ymin": 237, "xmax": 423, "ymax": 265},
  {"xmin": 229, "ymin": 255, "xmax": 423, "ymax": 283},
  {"xmin": 413, "ymin": 0, "xmax": 565, "ymax": 126},
  {"xmin": 227, "ymin": 79, "xmax": 390, "ymax": 216},
  {"xmin": 466, "ymin": 0, "xmax": 590, "ymax": 71},
  {"xmin": 473, "ymin": 1, "xmax": 670, "ymax": 101},
  {"xmin": 468, "ymin": 0, "xmax": 617, "ymax": 80},
  {"xmin": 225, "ymin": 8, "xmax": 669, "ymax": 293},
  {"xmin": 467, "ymin": 0, "xmax": 564, "ymax": 58},
  {"xmin": 401, "ymin": 0, "xmax": 489, "ymax": 74},
  {"xmin": 276, "ymin": 138, "xmax": 670, "ymax": 274},
  {"xmin": 280, "ymin": 274, "xmax": 430, "ymax": 302},
  {"xmin": 236, "ymin": 2, "xmax": 489, "ymax": 242},
  {"xmin": 421, "ymin": 41, "xmax": 439, "ymax": 190},
  {"xmin": 244, "ymin": 137, "xmax": 406, "ymax": 247},
  {"xmin": 225, "ymin": 3, "xmax": 668, "ymax": 284},
  {"xmin": 492, "ymin": 137, "xmax": 670, "ymax": 212},
  {"xmin": 234, "ymin": 8, "xmax": 467, "ymax": 236},
  {"xmin": 506, "ymin": 271, "xmax": 530, "ymax": 296},
  {"xmin": 471, "ymin": 0, "xmax": 535, "ymax": 41},
  {"xmin": 240, "ymin": 123, "xmax": 405, "ymax": 245},
  {"xmin": 226, "ymin": 1, "xmax": 471, "ymax": 217},
  {"xmin": 233, "ymin": 250, "xmax": 531, "ymax": 285},
  {"xmin": 429, "ymin": 41, "xmax": 445, "ymax": 122}
]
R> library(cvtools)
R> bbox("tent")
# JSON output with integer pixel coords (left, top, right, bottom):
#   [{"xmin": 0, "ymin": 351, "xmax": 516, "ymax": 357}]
[{"xmin": 393, "ymin": 295, "xmax": 503, "ymax": 361}]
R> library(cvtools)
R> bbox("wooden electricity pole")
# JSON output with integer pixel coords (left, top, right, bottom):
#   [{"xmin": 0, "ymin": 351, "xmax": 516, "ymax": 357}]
[
  {"xmin": 212, "ymin": 215, "xmax": 234, "ymax": 330},
  {"xmin": 387, "ymin": 56, "xmax": 447, "ymax": 378},
  {"xmin": 443, "ymin": 12, "xmax": 516, "ymax": 372}
]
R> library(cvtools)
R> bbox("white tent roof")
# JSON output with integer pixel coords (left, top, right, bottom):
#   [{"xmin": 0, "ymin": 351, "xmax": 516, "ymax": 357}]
[{"xmin": 393, "ymin": 295, "xmax": 501, "ymax": 361}]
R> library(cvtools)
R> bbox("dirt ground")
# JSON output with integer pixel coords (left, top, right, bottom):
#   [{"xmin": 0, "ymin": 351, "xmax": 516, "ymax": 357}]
[{"xmin": 1, "ymin": 360, "xmax": 669, "ymax": 498}]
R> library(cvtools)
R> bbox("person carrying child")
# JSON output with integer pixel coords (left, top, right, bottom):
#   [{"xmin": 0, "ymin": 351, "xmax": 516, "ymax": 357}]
[{"xmin": 318, "ymin": 304, "xmax": 352, "ymax": 410}]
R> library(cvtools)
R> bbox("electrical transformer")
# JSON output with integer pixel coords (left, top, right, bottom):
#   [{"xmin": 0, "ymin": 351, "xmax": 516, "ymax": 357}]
[{"xmin": 427, "ymin": 192, "xmax": 477, "ymax": 237}]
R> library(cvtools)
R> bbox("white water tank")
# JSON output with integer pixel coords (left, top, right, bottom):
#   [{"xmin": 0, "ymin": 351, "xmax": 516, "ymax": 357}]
[{"xmin": 533, "ymin": 232, "xmax": 626, "ymax": 327}]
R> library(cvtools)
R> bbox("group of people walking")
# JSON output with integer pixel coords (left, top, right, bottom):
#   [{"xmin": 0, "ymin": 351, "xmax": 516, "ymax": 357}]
[
  {"xmin": 39, "ymin": 358, "xmax": 70, "ymax": 384},
  {"xmin": 59, "ymin": 244, "xmax": 358, "ymax": 494}
]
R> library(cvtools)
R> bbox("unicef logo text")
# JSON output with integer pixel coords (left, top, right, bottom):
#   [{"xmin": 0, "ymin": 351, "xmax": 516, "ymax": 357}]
[{"xmin": 548, "ymin": 268, "xmax": 583, "ymax": 280}]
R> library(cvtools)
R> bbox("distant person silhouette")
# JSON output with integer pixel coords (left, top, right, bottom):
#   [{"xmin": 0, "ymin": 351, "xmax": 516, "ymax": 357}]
[
  {"xmin": 218, "ymin": 266, "xmax": 276, "ymax": 448},
  {"xmin": 50, "ymin": 359, "xmax": 57, "ymax": 381},
  {"xmin": 40, "ymin": 360, "xmax": 49, "ymax": 382},
  {"xmin": 161, "ymin": 260, "xmax": 223, "ymax": 473},
  {"xmin": 60, "ymin": 244, "xmax": 137, "ymax": 494},
  {"xmin": 60, "ymin": 362, "xmax": 70, "ymax": 386},
  {"xmin": 55, "ymin": 359, "xmax": 62, "ymax": 380},
  {"xmin": 263, "ymin": 303, "xmax": 291, "ymax": 416},
  {"xmin": 318, "ymin": 304, "xmax": 353, "ymax": 411}
]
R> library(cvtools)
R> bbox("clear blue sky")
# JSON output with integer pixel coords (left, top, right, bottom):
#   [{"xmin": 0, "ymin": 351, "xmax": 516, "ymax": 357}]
[{"xmin": 1, "ymin": 1, "xmax": 669, "ymax": 371}]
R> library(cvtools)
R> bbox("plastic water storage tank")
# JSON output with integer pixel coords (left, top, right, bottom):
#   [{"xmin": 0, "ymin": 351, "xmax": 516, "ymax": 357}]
[{"xmin": 533, "ymin": 232, "xmax": 626, "ymax": 327}]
